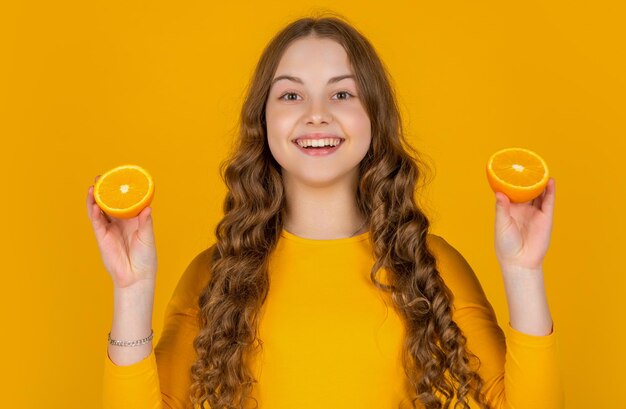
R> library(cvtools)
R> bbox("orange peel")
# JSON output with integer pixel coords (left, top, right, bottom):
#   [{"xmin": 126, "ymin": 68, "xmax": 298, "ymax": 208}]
[
  {"xmin": 486, "ymin": 147, "xmax": 549, "ymax": 203},
  {"xmin": 94, "ymin": 164, "xmax": 154, "ymax": 219}
]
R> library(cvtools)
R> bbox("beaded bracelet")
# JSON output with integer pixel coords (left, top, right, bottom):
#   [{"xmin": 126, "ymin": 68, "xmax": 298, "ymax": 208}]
[{"xmin": 108, "ymin": 330, "xmax": 154, "ymax": 347}]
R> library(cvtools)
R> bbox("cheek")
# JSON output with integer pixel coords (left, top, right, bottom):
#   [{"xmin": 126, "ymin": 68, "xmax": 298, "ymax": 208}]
[
  {"xmin": 340, "ymin": 105, "xmax": 371, "ymax": 139},
  {"xmin": 265, "ymin": 104, "xmax": 297, "ymax": 138},
  {"xmin": 336, "ymin": 102, "xmax": 368, "ymax": 120},
  {"xmin": 265, "ymin": 106, "xmax": 293, "ymax": 165}
]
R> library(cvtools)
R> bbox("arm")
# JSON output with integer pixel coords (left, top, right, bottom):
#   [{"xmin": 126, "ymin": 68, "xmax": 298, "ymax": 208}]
[
  {"xmin": 103, "ymin": 246, "xmax": 215, "ymax": 409},
  {"xmin": 493, "ymin": 179, "xmax": 557, "ymax": 337},
  {"xmin": 427, "ymin": 234, "xmax": 564, "ymax": 409}
]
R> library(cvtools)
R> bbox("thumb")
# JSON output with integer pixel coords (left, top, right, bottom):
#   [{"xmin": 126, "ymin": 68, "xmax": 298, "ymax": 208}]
[
  {"xmin": 137, "ymin": 206, "xmax": 155, "ymax": 246},
  {"xmin": 494, "ymin": 192, "xmax": 511, "ymax": 226}
]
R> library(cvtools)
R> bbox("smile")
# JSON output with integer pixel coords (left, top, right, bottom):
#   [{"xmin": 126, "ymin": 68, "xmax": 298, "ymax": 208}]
[{"xmin": 292, "ymin": 139, "xmax": 344, "ymax": 156}]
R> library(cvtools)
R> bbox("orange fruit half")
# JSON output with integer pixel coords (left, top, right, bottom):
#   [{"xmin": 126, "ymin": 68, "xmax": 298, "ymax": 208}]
[
  {"xmin": 486, "ymin": 147, "xmax": 549, "ymax": 203},
  {"xmin": 94, "ymin": 164, "xmax": 154, "ymax": 219}
]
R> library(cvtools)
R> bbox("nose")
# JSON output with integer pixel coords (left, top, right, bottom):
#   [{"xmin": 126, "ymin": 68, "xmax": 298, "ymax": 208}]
[{"xmin": 304, "ymin": 98, "xmax": 332, "ymax": 125}]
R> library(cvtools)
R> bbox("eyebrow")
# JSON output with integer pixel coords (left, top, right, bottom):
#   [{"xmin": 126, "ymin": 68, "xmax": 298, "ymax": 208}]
[{"xmin": 271, "ymin": 74, "xmax": 355, "ymax": 86}]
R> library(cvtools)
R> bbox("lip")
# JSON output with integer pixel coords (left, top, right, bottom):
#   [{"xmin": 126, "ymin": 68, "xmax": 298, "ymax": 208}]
[
  {"xmin": 292, "ymin": 137, "xmax": 344, "ymax": 156},
  {"xmin": 291, "ymin": 133, "xmax": 345, "ymax": 142}
]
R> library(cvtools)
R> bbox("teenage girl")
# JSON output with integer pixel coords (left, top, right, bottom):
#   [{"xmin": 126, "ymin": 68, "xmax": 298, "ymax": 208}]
[{"xmin": 88, "ymin": 15, "xmax": 562, "ymax": 409}]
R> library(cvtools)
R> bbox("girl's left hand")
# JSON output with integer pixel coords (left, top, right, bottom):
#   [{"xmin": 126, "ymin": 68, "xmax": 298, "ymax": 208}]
[{"xmin": 494, "ymin": 178, "xmax": 556, "ymax": 272}]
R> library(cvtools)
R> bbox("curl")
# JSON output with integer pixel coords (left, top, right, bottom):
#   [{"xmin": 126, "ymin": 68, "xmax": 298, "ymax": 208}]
[{"xmin": 189, "ymin": 14, "xmax": 491, "ymax": 409}]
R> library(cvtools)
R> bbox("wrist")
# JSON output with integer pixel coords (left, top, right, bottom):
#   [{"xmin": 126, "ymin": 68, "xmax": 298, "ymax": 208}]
[
  {"xmin": 113, "ymin": 279, "xmax": 156, "ymax": 299},
  {"xmin": 501, "ymin": 267, "xmax": 547, "ymax": 295},
  {"xmin": 111, "ymin": 280, "xmax": 155, "ymax": 336},
  {"xmin": 500, "ymin": 266, "xmax": 553, "ymax": 336},
  {"xmin": 500, "ymin": 263, "xmax": 544, "ymax": 277}
]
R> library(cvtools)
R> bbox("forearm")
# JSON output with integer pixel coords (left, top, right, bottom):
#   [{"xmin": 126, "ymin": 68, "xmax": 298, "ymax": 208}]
[
  {"xmin": 108, "ymin": 280, "xmax": 156, "ymax": 366},
  {"xmin": 501, "ymin": 267, "xmax": 553, "ymax": 336}
]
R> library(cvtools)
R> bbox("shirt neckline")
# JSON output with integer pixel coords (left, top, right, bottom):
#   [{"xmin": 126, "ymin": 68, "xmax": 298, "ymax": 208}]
[{"xmin": 280, "ymin": 228, "xmax": 370, "ymax": 245}]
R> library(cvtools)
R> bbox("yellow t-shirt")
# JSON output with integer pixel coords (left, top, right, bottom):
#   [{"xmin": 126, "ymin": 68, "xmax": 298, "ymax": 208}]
[{"xmin": 103, "ymin": 230, "xmax": 564, "ymax": 408}]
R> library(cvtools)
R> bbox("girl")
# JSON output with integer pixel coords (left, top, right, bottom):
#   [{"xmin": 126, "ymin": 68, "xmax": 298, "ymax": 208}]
[{"xmin": 88, "ymin": 15, "xmax": 562, "ymax": 409}]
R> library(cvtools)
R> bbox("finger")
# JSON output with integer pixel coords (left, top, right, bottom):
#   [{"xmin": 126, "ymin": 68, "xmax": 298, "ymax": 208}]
[
  {"xmin": 531, "ymin": 179, "xmax": 551, "ymax": 209},
  {"xmin": 87, "ymin": 184, "xmax": 111, "ymax": 223},
  {"xmin": 90, "ymin": 202, "xmax": 111, "ymax": 237},
  {"xmin": 530, "ymin": 196, "xmax": 538, "ymax": 208},
  {"xmin": 494, "ymin": 191, "xmax": 511, "ymax": 222},
  {"xmin": 86, "ymin": 186, "xmax": 94, "ymax": 220},
  {"xmin": 94, "ymin": 174, "xmax": 101, "ymax": 183},
  {"xmin": 100, "ymin": 208, "xmax": 112, "ymax": 223},
  {"xmin": 136, "ymin": 206, "xmax": 155, "ymax": 246},
  {"xmin": 531, "ymin": 193, "xmax": 543, "ymax": 210},
  {"xmin": 87, "ymin": 186, "xmax": 107, "ymax": 221},
  {"xmin": 541, "ymin": 178, "xmax": 556, "ymax": 214}
]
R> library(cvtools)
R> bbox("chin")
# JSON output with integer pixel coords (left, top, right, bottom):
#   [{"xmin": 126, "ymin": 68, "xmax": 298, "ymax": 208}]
[{"xmin": 290, "ymin": 167, "xmax": 359, "ymax": 187}]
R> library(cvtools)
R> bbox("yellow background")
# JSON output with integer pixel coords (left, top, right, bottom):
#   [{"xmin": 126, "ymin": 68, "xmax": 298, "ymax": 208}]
[{"xmin": 1, "ymin": 1, "xmax": 624, "ymax": 407}]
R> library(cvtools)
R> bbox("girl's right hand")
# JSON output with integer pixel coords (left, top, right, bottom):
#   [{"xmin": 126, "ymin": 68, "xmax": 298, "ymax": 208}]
[{"xmin": 86, "ymin": 175, "xmax": 157, "ymax": 289}]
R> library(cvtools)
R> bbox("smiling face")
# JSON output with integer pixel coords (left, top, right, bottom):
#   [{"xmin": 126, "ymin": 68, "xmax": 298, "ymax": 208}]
[{"xmin": 265, "ymin": 36, "xmax": 372, "ymax": 188}]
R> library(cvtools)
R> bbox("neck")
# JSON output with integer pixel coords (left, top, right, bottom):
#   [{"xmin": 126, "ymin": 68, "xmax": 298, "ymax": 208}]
[{"xmin": 281, "ymin": 171, "xmax": 366, "ymax": 240}]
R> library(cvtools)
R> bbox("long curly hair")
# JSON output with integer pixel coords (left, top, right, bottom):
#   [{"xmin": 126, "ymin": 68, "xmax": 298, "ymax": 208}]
[{"xmin": 189, "ymin": 14, "xmax": 490, "ymax": 409}]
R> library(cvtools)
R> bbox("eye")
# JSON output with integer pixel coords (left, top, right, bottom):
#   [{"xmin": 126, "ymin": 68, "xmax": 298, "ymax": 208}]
[
  {"xmin": 279, "ymin": 92, "xmax": 301, "ymax": 101},
  {"xmin": 333, "ymin": 91, "xmax": 355, "ymax": 100}
]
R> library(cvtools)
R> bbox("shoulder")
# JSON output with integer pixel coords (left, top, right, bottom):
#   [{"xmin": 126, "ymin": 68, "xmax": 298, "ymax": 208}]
[
  {"xmin": 425, "ymin": 233, "xmax": 488, "ymax": 304},
  {"xmin": 169, "ymin": 244, "xmax": 217, "ymax": 312},
  {"xmin": 425, "ymin": 233, "xmax": 469, "ymax": 270}
]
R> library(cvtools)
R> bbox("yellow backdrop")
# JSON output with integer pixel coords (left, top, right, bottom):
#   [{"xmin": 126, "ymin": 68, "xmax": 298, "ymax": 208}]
[{"xmin": 1, "ymin": 1, "xmax": 624, "ymax": 407}]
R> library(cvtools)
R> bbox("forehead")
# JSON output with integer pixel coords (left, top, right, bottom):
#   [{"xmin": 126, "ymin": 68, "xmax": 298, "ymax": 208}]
[{"xmin": 274, "ymin": 36, "xmax": 353, "ymax": 77}]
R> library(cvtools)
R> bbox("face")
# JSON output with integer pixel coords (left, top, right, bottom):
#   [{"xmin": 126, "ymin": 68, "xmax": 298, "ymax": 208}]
[{"xmin": 265, "ymin": 36, "xmax": 372, "ymax": 188}]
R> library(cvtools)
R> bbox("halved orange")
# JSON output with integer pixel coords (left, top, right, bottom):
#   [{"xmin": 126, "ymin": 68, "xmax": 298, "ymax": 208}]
[
  {"xmin": 94, "ymin": 164, "xmax": 154, "ymax": 219},
  {"xmin": 486, "ymin": 148, "xmax": 549, "ymax": 203}
]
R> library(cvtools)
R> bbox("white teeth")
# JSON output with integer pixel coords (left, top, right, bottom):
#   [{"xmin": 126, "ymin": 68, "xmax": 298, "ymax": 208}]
[{"xmin": 296, "ymin": 138, "xmax": 342, "ymax": 148}]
